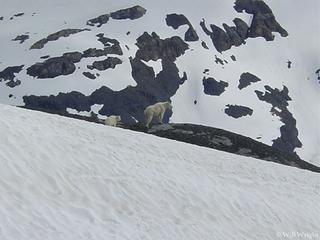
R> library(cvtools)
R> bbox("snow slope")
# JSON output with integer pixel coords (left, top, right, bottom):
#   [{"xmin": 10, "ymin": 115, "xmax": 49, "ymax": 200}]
[{"xmin": 0, "ymin": 104, "xmax": 319, "ymax": 240}]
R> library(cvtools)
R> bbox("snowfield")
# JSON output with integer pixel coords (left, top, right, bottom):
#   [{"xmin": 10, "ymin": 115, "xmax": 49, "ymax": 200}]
[{"xmin": 0, "ymin": 104, "xmax": 319, "ymax": 240}]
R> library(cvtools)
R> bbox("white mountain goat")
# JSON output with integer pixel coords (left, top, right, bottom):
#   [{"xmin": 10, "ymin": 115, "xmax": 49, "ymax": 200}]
[
  {"xmin": 144, "ymin": 101, "xmax": 173, "ymax": 128},
  {"xmin": 104, "ymin": 115, "xmax": 121, "ymax": 127}
]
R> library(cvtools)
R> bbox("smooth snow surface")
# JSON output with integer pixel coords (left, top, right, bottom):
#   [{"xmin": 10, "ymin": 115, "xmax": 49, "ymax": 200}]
[{"xmin": 0, "ymin": 104, "xmax": 319, "ymax": 240}]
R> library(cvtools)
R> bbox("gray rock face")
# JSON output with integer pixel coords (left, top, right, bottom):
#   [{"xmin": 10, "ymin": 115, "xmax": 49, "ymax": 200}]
[
  {"xmin": 234, "ymin": 0, "xmax": 288, "ymax": 41},
  {"xmin": 82, "ymin": 72, "xmax": 96, "ymax": 80},
  {"xmin": 225, "ymin": 104, "xmax": 253, "ymax": 118},
  {"xmin": 0, "ymin": 65, "xmax": 24, "ymax": 88},
  {"xmin": 10, "ymin": 13, "xmax": 24, "ymax": 20},
  {"xmin": 27, "ymin": 57, "xmax": 76, "ymax": 78},
  {"xmin": 255, "ymin": 85, "xmax": 302, "ymax": 154},
  {"xmin": 135, "ymin": 32, "xmax": 189, "ymax": 61},
  {"xmin": 82, "ymin": 45, "xmax": 123, "ymax": 58},
  {"xmin": 87, "ymin": 57, "xmax": 122, "ymax": 71},
  {"xmin": 166, "ymin": 14, "xmax": 199, "ymax": 42},
  {"xmin": 200, "ymin": 19, "xmax": 248, "ymax": 52},
  {"xmin": 110, "ymin": 5, "xmax": 146, "ymax": 20},
  {"xmin": 87, "ymin": 14, "xmax": 110, "ymax": 27},
  {"xmin": 238, "ymin": 72, "xmax": 261, "ymax": 89},
  {"xmin": 200, "ymin": 0, "xmax": 288, "ymax": 52},
  {"xmin": 96, "ymin": 34, "xmax": 120, "ymax": 47},
  {"xmin": 203, "ymin": 77, "xmax": 228, "ymax": 96},
  {"xmin": 0, "ymin": 65, "xmax": 24, "ymax": 81},
  {"xmin": 30, "ymin": 29, "xmax": 90, "ymax": 49},
  {"xmin": 62, "ymin": 52, "xmax": 83, "ymax": 63},
  {"xmin": 12, "ymin": 34, "xmax": 29, "ymax": 44}
]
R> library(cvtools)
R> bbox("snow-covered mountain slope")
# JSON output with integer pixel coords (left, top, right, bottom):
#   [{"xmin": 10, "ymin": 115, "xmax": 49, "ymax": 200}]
[
  {"xmin": 0, "ymin": 104, "xmax": 319, "ymax": 240},
  {"xmin": 0, "ymin": 0, "xmax": 319, "ymax": 163}
]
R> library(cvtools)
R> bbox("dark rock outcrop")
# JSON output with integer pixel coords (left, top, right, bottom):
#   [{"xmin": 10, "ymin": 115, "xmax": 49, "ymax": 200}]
[
  {"xmin": 255, "ymin": 85, "xmax": 302, "ymax": 154},
  {"xmin": 315, "ymin": 69, "xmax": 320, "ymax": 81},
  {"xmin": 10, "ymin": 13, "xmax": 24, "ymax": 20},
  {"xmin": 110, "ymin": 5, "xmax": 146, "ymax": 20},
  {"xmin": 82, "ymin": 44, "xmax": 123, "ymax": 58},
  {"xmin": 135, "ymin": 32, "xmax": 189, "ymax": 61},
  {"xmin": 238, "ymin": 72, "xmax": 261, "ymax": 89},
  {"xmin": 30, "ymin": 29, "xmax": 90, "ymax": 49},
  {"xmin": 201, "ymin": 41, "xmax": 209, "ymax": 49},
  {"xmin": 214, "ymin": 55, "xmax": 225, "ymax": 65},
  {"xmin": 40, "ymin": 55, "xmax": 50, "ymax": 59},
  {"xmin": 200, "ymin": 18, "xmax": 248, "ymax": 52},
  {"xmin": 203, "ymin": 77, "xmax": 228, "ymax": 96},
  {"xmin": 225, "ymin": 104, "xmax": 253, "ymax": 118},
  {"xmin": 231, "ymin": 55, "xmax": 237, "ymax": 61},
  {"xmin": 12, "ymin": 34, "xmax": 29, "ymax": 44},
  {"xmin": 0, "ymin": 65, "xmax": 23, "ymax": 88},
  {"xmin": 234, "ymin": 0, "xmax": 288, "ymax": 41},
  {"xmin": 82, "ymin": 72, "xmax": 96, "ymax": 80},
  {"xmin": 87, "ymin": 57, "xmax": 122, "ymax": 71},
  {"xmin": 23, "ymin": 32, "xmax": 189, "ymax": 124},
  {"xmin": 87, "ymin": 14, "xmax": 110, "ymax": 27},
  {"xmin": 0, "ymin": 65, "xmax": 24, "ymax": 81},
  {"xmin": 62, "ymin": 52, "xmax": 83, "ymax": 63},
  {"xmin": 27, "ymin": 57, "xmax": 76, "ymax": 78},
  {"xmin": 96, "ymin": 33, "xmax": 120, "ymax": 47},
  {"xmin": 6, "ymin": 79, "xmax": 21, "ymax": 88},
  {"xmin": 166, "ymin": 14, "xmax": 199, "ymax": 42}
]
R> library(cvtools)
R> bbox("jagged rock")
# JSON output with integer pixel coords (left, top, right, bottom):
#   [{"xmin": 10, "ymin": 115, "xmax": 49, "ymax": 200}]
[
  {"xmin": 203, "ymin": 77, "xmax": 228, "ymax": 96},
  {"xmin": 215, "ymin": 55, "xmax": 225, "ymax": 65},
  {"xmin": 82, "ymin": 45, "xmax": 123, "ymax": 58},
  {"xmin": 255, "ymin": 85, "xmax": 302, "ymax": 153},
  {"xmin": 87, "ymin": 57, "xmax": 122, "ymax": 71},
  {"xmin": 110, "ymin": 5, "xmax": 146, "ymax": 20},
  {"xmin": 10, "ymin": 13, "xmax": 24, "ymax": 20},
  {"xmin": 234, "ymin": 0, "xmax": 288, "ymax": 41},
  {"xmin": 316, "ymin": 69, "xmax": 320, "ymax": 81},
  {"xmin": 238, "ymin": 72, "xmax": 261, "ymax": 89},
  {"xmin": 24, "ymin": 32, "xmax": 188, "ymax": 125},
  {"xmin": 200, "ymin": 20, "xmax": 232, "ymax": 52},
  {"xmin": 23, "ymin": 91, "xmax": 91, "ymax": 113},
  {"xmin": 200, "ymin": 18, "xmax": 248, "ymax": 52},
  {"xmin": 233, "ymin": 18, "xmax": 249, "ymax": 39},
  {"xmin": 225, "ymin": 104, "xmax": 253, "ymax": 118},
  {"xmin": 87, "ymin": 14, "xmax": 110, "ymax": 27},
  {"xmin": 30, "ymin": 29, "xmax": 90, "ymax": 49},
  {"xmin": 0, "ymin": 65, "xmax": 24, "ymax": 81},
  {"xmin": 12, "ymin": 34, "xmax": 29, "ymax": 44},
  {"xmin": 40, "ymin": 55, "xmax": 50, "ymax": 59},
  {"xmin": 96, "ymin": 34, "xmax": 120, "ymax": 46},
  {"xmin": 6, "ymin": 79, "xmax": 21, "ymax": 88},
  {"xmin": 135, "ymin": 32, "xmax": 189, "ymax": 61},
  {"xmin": 62, "ymin": 52, "xmax": 83, "ymax": 63},
  {"xmin": 27, "ymin": 57, "xmax": 76, "ymax": 78},
  {"xmin": 83, "ymin": 72, "xmax": 96, "ymax": 79},
  {"xmin": 201, "ymin": 41, "xmax": 209, "ymax": 49},
  {"xmin": 165, "ymin": 14, "xmax": 199, "ymax": 42},
  {"xmin": 287, "ymin": 60, "xmax": 292, "ymax": 69},
  {"xmin": 223, "ymin": 23, "xmax": 245, "ymax": 46}
]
